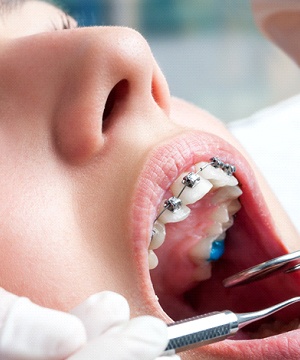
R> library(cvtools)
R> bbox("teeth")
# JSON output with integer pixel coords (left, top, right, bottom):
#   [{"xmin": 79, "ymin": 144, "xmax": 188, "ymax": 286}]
[
  {"xmin": 148, "ymin": 250, "xmax": 159, "ymax": 270},
  {"xmin": 149, "ymin": 221, "xmax": 166, "ymax": 250},
  {"xmin": 190, "ymin": 230, "xmax": 227, "ymax": 263},
  {"xmin": 189, "ymin": 199, "xmax": 238, "ymax": 268},
  {"xmin": 149, "ymin": 160, "xmax": 243, "ymax": 274},
  {"xmin": 196, "ymin": 162, "xmax": 238, "ymax": 187},
  {"xmin": 170, "ymin": 172, "xmax": 213, "ymax": 205},
  {"xmin": 190, "ymin": 236, "xmax": 216, "ymax": 262},
  {"xmin": 228, "ymin": 199, "xmax": 242, "ymax": 216},
  {"xmin": 212, "ymin": 185, "xmax": 243, "ymax": 204},
  {"xmin": 211, "ymin": 204, "xmax": 229, "ymax": 223},
  {"xmin": 157, "ymin": 200, "xmax": 190, "ymax": 224},
  {"xmin": 222, "ymin": 216, "xmax": 234, "ymax": 231},
  {"xmin": 207, "ymin": 222, "xmax": 223, "ymax": 237},
  {"xmin": 217, "ymin": 231, "xmax": 226, "ymax": 240}
]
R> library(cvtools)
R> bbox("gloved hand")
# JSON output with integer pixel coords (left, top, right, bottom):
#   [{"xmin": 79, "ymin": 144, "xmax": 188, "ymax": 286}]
[
  {"xmin": 0, "ymin": 288, "xmax": 180, "ymax": 360},
  {"xmin": 0, "ymin": 287, "xmax": 87, "ymax": 360},
  {"xmin": 69, "ymin": 291, "xmax": 180, "ymax": 360}
]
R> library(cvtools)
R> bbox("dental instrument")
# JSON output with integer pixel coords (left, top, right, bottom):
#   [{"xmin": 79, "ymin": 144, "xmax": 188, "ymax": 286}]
[
  {"xmin": 163, "ymin": 297, "xmax": 300, "ymax": 355},
  {"xmin": 223, "ymin": 249, "xmax": 300, "ymax": 287}
]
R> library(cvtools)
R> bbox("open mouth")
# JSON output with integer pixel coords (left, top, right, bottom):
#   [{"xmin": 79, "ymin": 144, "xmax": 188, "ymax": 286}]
[{"xmin": 130, "ymin": 131, "xmax": 300, "ymax": 359}]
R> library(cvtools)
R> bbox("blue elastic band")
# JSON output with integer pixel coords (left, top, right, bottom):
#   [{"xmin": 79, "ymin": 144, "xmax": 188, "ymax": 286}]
[{"xmin": 208, "ymin": 240, "xmax": 225, "ymax": 261}]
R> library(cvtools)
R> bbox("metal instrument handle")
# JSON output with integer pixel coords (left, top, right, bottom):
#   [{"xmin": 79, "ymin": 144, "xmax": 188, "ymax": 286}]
[{"xmin": 164, "ymin": 311, "xmax": 239, "ymax": 354}]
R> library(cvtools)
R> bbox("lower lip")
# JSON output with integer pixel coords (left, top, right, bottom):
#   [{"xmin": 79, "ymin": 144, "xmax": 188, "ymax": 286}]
[{"xmin": 182, "ymin": 328, "xmax": 300, "ymax": 359}]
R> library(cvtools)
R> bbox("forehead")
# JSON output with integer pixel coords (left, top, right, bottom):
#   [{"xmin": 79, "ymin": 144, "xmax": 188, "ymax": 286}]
[
  {"xmin": 0, "ymin": 0, "xmax": 64, "ymax": 38},
  {"xmin": 0, "ymin": 0, "xmax": 26, "ymax": 13}
]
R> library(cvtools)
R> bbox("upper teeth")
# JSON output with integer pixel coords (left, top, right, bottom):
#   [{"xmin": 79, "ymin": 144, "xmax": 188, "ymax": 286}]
[
  {"xmin": 156, "ymin": 201, "xmax": 190, "ymax": 224},
  {"xmin": 170, "ymin": 172, "xmax": 213, "ymax": 205},
  {"xmin": 147, "ymin": 160, "xmax": 242, "ymax": 272},
  {"xmin": 212, "ymin": 186, "xmax": 242, "ymax": 204},
  {"xmin": 197, "ymin": 161, "xmax": 238, "ymax": 188},
  {"xmin": 150, "ymin": 221, "xmax": 166, "ymax": 250}
]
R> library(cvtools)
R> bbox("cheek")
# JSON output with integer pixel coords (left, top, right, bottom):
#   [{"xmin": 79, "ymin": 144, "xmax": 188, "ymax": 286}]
[
  {"xmin": 0, "ymin": 200, "xmax": 106, "ymax": 310},
  {"xmin": 0, "ymin": 153, "xmax": 88, "ymax": 307},
  {"xmin": 170, "ymin": 97, "xmax": 228, "ymax": 134},
  {"xmin": 0, "ymin": 183, "xmax": 75, "ymax": 300},
  {"xmin": 0, "ymin": 162, "xmax": 143, "ymax": 311},
  {"xmin": 170, "ymin": 97, "xmax": 246, "ymax": 151}
]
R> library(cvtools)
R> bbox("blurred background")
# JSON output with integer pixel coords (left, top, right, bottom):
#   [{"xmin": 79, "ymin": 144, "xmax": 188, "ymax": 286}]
[{"xmin": 53, "ymin": 0, "xmax": 300, "ymax": 122}]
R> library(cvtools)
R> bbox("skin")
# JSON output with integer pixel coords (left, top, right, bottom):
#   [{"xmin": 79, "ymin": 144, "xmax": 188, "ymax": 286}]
[
  {"xmin": 0, "ymin": 1, "xmax": 299, "ymax": 359},
  {"xmin": 251, "ymin": 0, "xmax": 300, "ymax": 65}
]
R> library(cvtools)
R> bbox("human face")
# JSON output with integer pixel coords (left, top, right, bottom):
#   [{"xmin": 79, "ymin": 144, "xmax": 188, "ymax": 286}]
[{"xmin": 0, "ymin": 1, "xmax": 299, "ymax": 359}]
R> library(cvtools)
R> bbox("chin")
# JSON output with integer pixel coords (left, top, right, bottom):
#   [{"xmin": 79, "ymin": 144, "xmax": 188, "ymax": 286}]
[{"xmin": 129, "ymin": 127, "xmax": 300, "ymax": 360}]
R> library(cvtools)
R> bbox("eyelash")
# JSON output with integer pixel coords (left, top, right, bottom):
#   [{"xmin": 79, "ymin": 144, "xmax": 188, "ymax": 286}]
[
  {"xmin": 52, "ymin": 12, "xmax": 75, "ymax": 31},
  {"xmin": 61, "ymin": 13, "xmax": 73, "ymax": 30}
]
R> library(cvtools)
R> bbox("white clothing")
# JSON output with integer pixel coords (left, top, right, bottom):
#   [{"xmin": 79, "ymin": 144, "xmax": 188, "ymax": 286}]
[{"xmin": 229, "ymin": 94, "xmax": 300, "ymax": 234}]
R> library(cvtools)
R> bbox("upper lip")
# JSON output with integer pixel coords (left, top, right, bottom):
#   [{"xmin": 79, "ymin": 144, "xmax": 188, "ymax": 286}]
[{"xmin": 129, "ymin": 130, "xmax": 300, "ymax": 358}]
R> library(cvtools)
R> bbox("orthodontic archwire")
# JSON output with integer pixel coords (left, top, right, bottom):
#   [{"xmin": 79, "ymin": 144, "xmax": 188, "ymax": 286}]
[{"xmin": 152, "ymin": 157, "xmax": 236, "ymax": 233}]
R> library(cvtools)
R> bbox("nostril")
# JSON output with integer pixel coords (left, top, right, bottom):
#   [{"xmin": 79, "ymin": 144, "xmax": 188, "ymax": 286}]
[{"xmin": 102, "ymin": 79, "xmax": 129, "ymax": 131}]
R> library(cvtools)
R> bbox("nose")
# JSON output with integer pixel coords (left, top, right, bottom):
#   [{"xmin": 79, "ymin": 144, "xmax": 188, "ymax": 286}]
[{"xmin": 51, "ymin": 27, "xmax": 170, "ymax": 163}]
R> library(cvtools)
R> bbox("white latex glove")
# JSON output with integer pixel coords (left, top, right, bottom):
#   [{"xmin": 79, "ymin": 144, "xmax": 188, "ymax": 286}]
[
  {"xmin": 0, "ymin": 287, "xmax": 87, "ymax": 360},
  {"xmin": 70, "ymin": 291, "xmax": 180, "ymax": 360}
]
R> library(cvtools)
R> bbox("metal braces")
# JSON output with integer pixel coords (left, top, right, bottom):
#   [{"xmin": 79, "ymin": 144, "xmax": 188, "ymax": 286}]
[
  {"xmin": 211, "ymin": 157, "xmax": 236, "ymax": 176},
  {"xmin": 164, "ymin": 196, "xmax": 182, "ymax": 213},
  {"xmin": 153, "ymin": 157, "xmax": 236, "ymax": 225}
]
